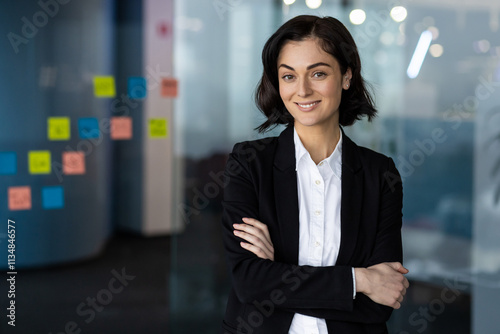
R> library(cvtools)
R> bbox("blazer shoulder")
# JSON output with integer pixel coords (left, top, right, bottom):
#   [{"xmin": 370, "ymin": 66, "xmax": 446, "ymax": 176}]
[
  {"xmin": 354, "ymin": 143, "xmax": 397, "ymax": 173},
  {"xmin": 229, "ymin": 136, "xmax": 279, "ymax": 165},
  {"xmin": 357, "ymin": 145, "xmax": 391, "ymax": 162}
]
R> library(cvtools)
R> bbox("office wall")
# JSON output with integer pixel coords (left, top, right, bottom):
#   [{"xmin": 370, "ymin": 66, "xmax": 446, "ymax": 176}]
[{"xmin": 0, "ymin": 0, "xmax": 114, "ymax": 268}]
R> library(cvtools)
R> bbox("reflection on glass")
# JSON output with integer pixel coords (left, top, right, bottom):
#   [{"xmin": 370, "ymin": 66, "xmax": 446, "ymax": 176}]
[{"xmin": 171, "ymin": 0, "xmax": 500, "ymax": 333}]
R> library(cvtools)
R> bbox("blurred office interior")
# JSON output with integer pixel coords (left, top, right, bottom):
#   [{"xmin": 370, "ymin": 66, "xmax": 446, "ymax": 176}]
[{"xmin": 1, "ymin": 0, "xmax": 500, "ymax": 333}]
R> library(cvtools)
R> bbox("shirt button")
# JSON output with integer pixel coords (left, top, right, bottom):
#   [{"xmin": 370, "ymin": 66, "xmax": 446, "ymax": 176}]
[
  {"xmin": 315, "ymin": 241, "xmax": 320, "ymax": 247},
  {"xmin": 319, "ymin": 161, "xmax": 324, "ymax": 166},
  {"xmin": 314, "ymin": 210, "xmax": 321, "ymax": 216},
  {"xmin": 315, "ymin": 180, "xmax": 321, "ymax": 185}
]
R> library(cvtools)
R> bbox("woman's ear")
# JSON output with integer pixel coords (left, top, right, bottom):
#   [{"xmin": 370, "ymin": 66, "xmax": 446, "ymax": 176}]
[{"xmin": 343, "ymin": 68, "xmax": 352, "ymax": 90}]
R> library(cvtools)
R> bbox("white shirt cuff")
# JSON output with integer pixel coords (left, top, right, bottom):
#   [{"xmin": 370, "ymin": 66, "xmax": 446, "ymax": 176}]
[{"xmin": 352, "ymin": 267, "xmax": 357, "ymax": 299}]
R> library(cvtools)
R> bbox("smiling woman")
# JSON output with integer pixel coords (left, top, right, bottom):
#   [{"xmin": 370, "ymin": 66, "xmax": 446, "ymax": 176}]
[
  {"xmin": 255, "ymin": 15, "xmax": 376, "ymax": 133},
  {"xmin": 221, "ymin": 15, "xmax": 408, "ymax": 334},
  {"xmin": 276, "ymin": 39, "xmax": 347, "ymax": 162}
]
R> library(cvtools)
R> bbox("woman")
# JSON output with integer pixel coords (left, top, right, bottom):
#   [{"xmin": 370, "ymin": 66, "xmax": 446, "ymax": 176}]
[{"xmin": 221, "ymin": 15, "xmax": 409, "ymax": 334}]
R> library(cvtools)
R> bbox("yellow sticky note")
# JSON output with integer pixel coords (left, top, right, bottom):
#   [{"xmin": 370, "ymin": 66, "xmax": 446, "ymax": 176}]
[
  {"xmin": 93, "ymin": 76, "xmax": 116, "ymax": 98},
  {"xmin": 149, "ymin": 118, "xmax": 168, "ymax": 138},
  {"xmin": 28, "ymin": 151, "xmax": 51, "ymax": 174},
  {"xmin": 48, "ymin": 117, "xmax": 70, "ymax": 140}
]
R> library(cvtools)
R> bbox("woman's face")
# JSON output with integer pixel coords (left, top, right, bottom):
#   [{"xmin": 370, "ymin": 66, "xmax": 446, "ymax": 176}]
[{"xmin": 277, "ymin": 38, "xmax": 351, "ymax": 131}]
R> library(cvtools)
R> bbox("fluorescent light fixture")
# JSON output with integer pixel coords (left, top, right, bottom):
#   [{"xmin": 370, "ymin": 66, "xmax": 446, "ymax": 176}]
[
  {"xmin": 349, "ymin": 9, "xmax": 366, "ymax": 25},
  {"xmin": 407, "ymin": 30, "xmax": 433, "ymax": 79},
  {"xmin": 283, "ymin": 0, "xmax": 296, "ymax": 5},
  {"xmin": 305, "ymin": 0, "xmax": 322, "ymax": 9}
]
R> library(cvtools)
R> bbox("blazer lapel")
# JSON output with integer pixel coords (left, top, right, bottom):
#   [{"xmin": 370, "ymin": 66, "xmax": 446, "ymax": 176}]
[
  {"xmin": 336, "ymin": 131, "xmax": 364, "ymax": 265},
  {"xmin": 273, "ymin": 125, "xmax": 300, "ymax": 265},
  {"xmin": 272, "ymin": 126, "xmax": 363, "ymax": 266}
]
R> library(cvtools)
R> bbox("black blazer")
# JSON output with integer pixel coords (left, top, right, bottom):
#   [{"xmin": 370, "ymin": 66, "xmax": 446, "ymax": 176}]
[{"xmin": 221, "ymin": 125, "xmax": 403, "ymax": 334}]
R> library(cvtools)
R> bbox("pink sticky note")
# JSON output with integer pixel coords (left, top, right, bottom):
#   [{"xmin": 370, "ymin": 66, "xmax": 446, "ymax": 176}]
[
  {"xmin": 62, "ymin": 151, "xmax": 86, "ymax": 175},
  {"xmin": 110, "ymin": 117, "xmax": 133, "ymax": 140},
  {"xmin": 161, "ymin": 78, "xmax": 178, "ymax": 97},
  {"xmin": 8, "ymin": 186, "xmax": 32, "ymax": 211}
]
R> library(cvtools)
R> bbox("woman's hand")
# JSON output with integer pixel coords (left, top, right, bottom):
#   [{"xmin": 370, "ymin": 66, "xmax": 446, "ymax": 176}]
[
  {"xmin": 354, "ymin": 262, "xmax": 410, "ymax": 309},
  {"xmin": 233, "ymin": 217, "xmax": 274, "ymax": 261}
]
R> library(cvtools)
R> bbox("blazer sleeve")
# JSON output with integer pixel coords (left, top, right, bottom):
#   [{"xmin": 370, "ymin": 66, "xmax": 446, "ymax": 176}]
[{"xmin": 222, "ymin": 142, "xmax": 355, "ymax": 312}]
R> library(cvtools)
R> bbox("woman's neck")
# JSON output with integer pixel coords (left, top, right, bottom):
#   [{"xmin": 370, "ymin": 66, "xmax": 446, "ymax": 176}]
[{"xmin": 295, "ymin": 121, "xmax": 341, "ymax": 165}]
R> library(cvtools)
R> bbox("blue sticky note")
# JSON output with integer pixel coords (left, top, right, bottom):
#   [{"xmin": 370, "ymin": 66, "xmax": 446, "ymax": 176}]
[
  {"xmin": 42, "ymin": 186, "xmax": 65, "ymax": 209},
  {"xmin": 78, "ymin": 118, "xmax": 100, "ymax": 139},
  {"xmin": 0, "ymin": 152, "xmax": 17, "ymax": 175},
  {"xmin": 128, "ymin": 77, "xmax": 147, "ymax": 99}
]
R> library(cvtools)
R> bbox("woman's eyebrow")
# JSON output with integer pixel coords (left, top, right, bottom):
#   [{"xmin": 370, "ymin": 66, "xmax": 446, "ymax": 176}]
[{"xmin": 278, "ymin": 62, "xmax": 332, "ymax": 71}]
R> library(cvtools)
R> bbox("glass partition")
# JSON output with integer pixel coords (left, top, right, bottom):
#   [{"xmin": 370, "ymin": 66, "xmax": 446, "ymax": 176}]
[{"xmin": 171, "ymin": 0, "xmax": 500, "ymax": 333}]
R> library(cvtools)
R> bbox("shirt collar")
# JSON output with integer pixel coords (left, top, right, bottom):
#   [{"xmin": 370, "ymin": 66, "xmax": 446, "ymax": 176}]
[{"xmin": 293, "ymin": 126, "xmax": 343, "ymax": 178}]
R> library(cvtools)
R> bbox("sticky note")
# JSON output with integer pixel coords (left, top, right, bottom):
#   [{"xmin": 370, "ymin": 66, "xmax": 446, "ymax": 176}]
[
  {"xmin": 149, "ymin": 118, "xmax": 168, "ymax": 138},
  {"xmin": 0, "ymin": 152, "xmax": 17, "ymax": 175},
  {"xmin": 28, "ymin": 150, "xmax": 51, "ymax": 174},
  {"xmin": 42, "ymin": 186, "xmax": 64, "ymax": 209},
  {"xmin": 78, "ymin": 118, "xmax": 100, "ymax": 139},
  {"xmin": 161, "ymin": 78, "xmax": 178, "ymax": 97},
  {"xmin": 93, "ymin": 76, "xmax": 116, "ymax": 98},
  {"xmin": 48, "ymin": 117, "xmax": 71, "ymax": 140},
  {"xmin": 8, "ymin": 186, "xmax": 31, "ymax": 211},
  {"xmin": 110, "ymin": 117, "xmax": 133, "ymax": 140},
  {"xmin": 62, "ymin": 151, "xmax": 85, "ymax": 175},
  {"xmin": 128, "ymin": 77, "xmax": 147, "ymax": 99}
]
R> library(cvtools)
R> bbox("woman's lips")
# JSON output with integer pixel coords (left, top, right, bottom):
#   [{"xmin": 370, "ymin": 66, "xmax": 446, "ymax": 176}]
[{"xmin": 295, "ymin": 101, "xmax": 320, "ymax": 112}]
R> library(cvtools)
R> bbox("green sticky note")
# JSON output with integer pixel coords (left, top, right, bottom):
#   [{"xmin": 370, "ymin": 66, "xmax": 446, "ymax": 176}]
[
  {"xmin": 48, "ymin": 117, "xmax": 70, "ymax": 140},
  {"xmin": 149, "ymin": 118, "xmax": 168, "ymax": 139},
  {"xmin": 28, "ymin": 150, "xmax": 52, "ymax": 174},
  {"xmin": 93, "ymin": 76, "xmax": 116, "ymax": 98}
]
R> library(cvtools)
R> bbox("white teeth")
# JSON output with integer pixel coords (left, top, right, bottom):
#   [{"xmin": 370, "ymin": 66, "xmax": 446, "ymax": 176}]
[{"xmin": 297, "ymin": 102, "xmax": 319, "ymax": 108}]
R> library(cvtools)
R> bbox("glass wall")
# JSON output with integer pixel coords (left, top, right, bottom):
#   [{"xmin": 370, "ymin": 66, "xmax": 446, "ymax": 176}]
[{"xmin": 171, "ymin": 0, "xmax": 500, "ymax": 333}]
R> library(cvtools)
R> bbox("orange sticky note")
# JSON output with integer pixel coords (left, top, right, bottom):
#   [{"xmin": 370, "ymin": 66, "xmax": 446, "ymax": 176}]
[
  {"xmin": 8, "ymin": 186, "xmax": 32, "ymax": 211},
  {"xmin": 161, "ymin": 78, "xmax": 178, "ymax": 97},
  {"xmin": 62, "ymin": 151, "xmax": 86, "ymax": 175},
  {"xmin": 110, "ymin": 117, "xmax": 133, "ymax": 140}
]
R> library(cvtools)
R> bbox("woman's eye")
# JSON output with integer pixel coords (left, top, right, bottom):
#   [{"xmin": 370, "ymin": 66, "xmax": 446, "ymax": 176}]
[
  {"xmin": 313, "ymin": 72, "xmax": 326, "ymax": 78},
  {"xmin": 282, "ymin": 74, "xmax": 294, "ymax": 81}
]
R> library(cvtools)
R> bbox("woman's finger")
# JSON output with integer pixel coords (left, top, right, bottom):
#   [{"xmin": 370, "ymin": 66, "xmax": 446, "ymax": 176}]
[
  {"xmin": 242, "ymin": 217, "xmax": 272, "ymax": 241},
  {"xmin": 234, "ymin": 220, "xmax": 274, "ymax": 253},
  {"xmin": 233, "ymin": 229, "xmax": 273, "ymax": 256},
  {"xmin": 240, "ymin": 242, "xmax": 273, "ymax": 260}
]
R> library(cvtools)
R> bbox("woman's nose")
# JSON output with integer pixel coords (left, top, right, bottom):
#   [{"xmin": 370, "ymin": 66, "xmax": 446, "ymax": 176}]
[{"xmin": 297, "ymin": 78, "xmax": 312, "ymax": 97}]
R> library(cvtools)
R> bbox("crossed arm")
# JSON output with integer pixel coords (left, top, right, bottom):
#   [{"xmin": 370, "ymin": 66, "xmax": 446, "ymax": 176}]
[
  {"xmin": 222, "ymin": 145, "xmax": 409, "ymax": 322},
  {"xmin": 233, "ymin": 217, "xmax": 409, "ymax": 309}
]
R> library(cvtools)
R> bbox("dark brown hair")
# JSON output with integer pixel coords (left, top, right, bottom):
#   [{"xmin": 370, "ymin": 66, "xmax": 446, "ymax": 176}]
[{"xmin": 255, "ymin": 15, "xmax": 376, "ymax": 132}]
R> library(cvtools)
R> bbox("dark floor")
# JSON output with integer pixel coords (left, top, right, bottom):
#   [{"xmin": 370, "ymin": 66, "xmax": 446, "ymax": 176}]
[
  {"xmin": 0, "ymin": 229, "xmax": 472, "ymax": 334},
  {"xmin": 0, "ymin": 233, "xmax": 171, "ymax": 334}
]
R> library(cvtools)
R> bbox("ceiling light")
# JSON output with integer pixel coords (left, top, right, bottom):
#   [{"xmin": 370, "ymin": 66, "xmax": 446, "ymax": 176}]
[
  {"xmin": 349, "ymin": 9, "xmax": 366, "ymax": 25},
  {"xmin": 390, "ymin": 6, "xmax": 408, "ymax": 22}
]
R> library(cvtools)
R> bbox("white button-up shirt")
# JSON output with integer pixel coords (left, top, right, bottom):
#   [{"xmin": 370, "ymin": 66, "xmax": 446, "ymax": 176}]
[{"xmin": 288, "ymin": 127, "xmax": 347, "ymax": 334}]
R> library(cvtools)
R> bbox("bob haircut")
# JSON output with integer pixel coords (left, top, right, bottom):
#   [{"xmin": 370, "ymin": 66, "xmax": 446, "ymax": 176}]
[{"xmin": 255, "ymin": 15, "xmax": 377, "ymax": 132}]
